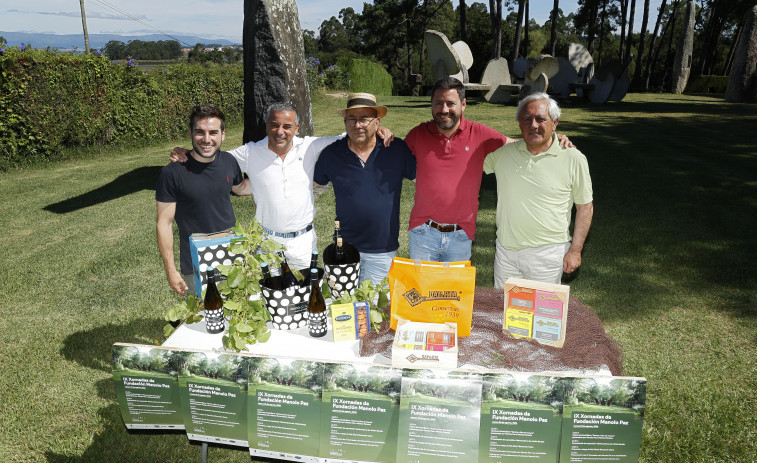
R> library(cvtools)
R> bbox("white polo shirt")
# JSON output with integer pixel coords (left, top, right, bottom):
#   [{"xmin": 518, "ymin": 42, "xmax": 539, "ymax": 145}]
[{"xmin": 228, "ymin": 135, "xmax": 343, "ymax": 232}]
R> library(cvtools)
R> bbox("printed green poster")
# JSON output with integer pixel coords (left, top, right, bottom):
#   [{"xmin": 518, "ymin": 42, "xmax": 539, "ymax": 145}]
[
  {"xmin": 319, "ymin": 362, "xmax": 402, "ymax": 462},
  {"xmin": 479, "ymin": 372, "xmax": 563, "ymax": 462},
  {"xmin": 559, "ymin": 376, "xmax": 646, "ymax": 463},
  {"xmin": 177, "ymin": 351, "xmax": 250, "ymax": 447},
  {"xmin": 247, "ymin": 358, "xmax": 324, "ymax": 462},
  {"xmin": 112, "ymin": 343, "xmax": 184, "ymax": 430},
  {"xmin": 396, "ymin": 369, "xmax": 483, "ymax": 463}
]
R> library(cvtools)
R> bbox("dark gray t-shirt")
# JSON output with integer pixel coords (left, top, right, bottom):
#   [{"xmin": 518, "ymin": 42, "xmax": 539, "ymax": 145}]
[{"xmin": 155, "ymin": 151, "xmax": 242, "ymax": 273}]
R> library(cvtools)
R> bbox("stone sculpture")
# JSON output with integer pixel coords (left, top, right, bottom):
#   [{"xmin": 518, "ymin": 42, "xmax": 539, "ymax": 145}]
[
  {"xmin": 243, "ymin": 0, "xmax": 314, "ymax": 142},
  {"xmin": 725, "ymin": 5, "xmax": 757, "ymax": 103}
]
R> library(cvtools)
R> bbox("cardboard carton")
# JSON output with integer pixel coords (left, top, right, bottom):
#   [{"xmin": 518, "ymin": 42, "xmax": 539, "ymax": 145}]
[{"xmin": 503, "ymin": 278, "xmax": 569, "ymax": 348}]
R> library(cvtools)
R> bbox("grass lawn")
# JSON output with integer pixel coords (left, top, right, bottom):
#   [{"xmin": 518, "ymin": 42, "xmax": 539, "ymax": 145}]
[{"xmin": 0, "ymin": 92, "xmax": 755, "ymax": 462}]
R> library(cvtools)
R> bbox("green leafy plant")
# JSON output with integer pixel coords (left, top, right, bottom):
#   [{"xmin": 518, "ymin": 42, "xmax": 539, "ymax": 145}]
[
  {"xmin": 214, "ymin": 220, "xmax": 285, "ymax": 351},
  {"xmin": 162, "ymin": 220, "xmax": 285, "ymax": 351},
  {"xmin": 324, "ymin": 277, "xmax": 391, "ymax": 333},
  {"xmin": 162, "ymin": 294, "xmax": 204, "ymax": 340}
]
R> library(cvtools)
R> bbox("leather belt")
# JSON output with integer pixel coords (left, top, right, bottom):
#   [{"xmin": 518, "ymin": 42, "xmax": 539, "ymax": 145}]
[
  {"xmin": 262, "ymin": 223, "xmax": 313, "ymax": 239},
  {"xmin": 427, "ymin": 220, "xmax": 463, "ymax": 233}
]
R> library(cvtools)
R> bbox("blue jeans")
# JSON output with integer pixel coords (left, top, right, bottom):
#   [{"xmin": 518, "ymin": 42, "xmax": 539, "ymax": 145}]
[
  {"xmin": 408, "ymin": 224, "xmax": 472, "ymax": 262},
  {"xmin": 359, "ymin": 251, "xmax": 396, "ymax": 286}
]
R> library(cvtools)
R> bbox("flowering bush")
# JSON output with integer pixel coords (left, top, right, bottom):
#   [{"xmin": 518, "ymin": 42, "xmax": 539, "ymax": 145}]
[
  {"xmin": 306, "ymin": 56, "xmax": 325, "ymax": 92},
  {"xmin": 323, "ymin": 64, "xmax": 350, "ymax": 90},
  {"xmin": 305, "ymin": 56, "xmax": 351, "ymax": 92}
]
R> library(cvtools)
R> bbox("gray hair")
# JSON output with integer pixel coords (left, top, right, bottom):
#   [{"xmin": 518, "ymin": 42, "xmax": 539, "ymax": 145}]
[
  {"xmin": 516, "ymin": 93, "xmax": 561, "ymax": 122},
  {"xmin": 265, "ymin": 102, "xmax": 300, "ymax": 125}
]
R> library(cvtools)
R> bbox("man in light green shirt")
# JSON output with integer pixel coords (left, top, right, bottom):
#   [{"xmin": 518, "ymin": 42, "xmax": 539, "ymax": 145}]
[{"xmin": 483, "ymin": 93, "xmax": 593, "ymax": 287}]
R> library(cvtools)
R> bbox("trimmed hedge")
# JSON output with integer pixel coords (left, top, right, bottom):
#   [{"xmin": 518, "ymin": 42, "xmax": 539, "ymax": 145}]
[
  {"xmin": 0, "ymin": 47, "xmax": 243, "ymax": 171},
  {"xmin": 685, "ymin": 75, "xmax": 729, "ymax": 94},
  {"xmin": 337, "ymin": 57, "xmax": 393, "ymax": 96}
]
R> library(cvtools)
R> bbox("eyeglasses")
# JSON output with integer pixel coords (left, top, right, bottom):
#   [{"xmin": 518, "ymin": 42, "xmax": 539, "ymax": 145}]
[{"xmin": 345, "ymin": 117, "xmax": 377, "ymax": 127}]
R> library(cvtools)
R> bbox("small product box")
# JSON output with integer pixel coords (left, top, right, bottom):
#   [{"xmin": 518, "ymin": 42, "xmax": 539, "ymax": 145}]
[
  {"xmin": 330, "ymin": 301, "xmax": 371, "ymax": 342},
  {"xmin": 189, "ymin": 231, "xmax": 242, "ymax": 298},
  {"xmin": 533, "ymin": 314, "xmax": 563, "ymax": 343},
  {"xmin": 426, "ymin": 331, "xmax": 456, "ymax": 351},
  {"xmin": 503, "ymin": 278, "xmax": 570, "ymax": 348},
  {"xmin": 392, "ymin": 320, "xmax": 458, "ymax": 369},
  {"xmin": 504, "ymin": 308, "xmax": 534, "ymax": 338},
  {"xmin": 507, "ymin": 284, "xmax": 536, "ymax": 310}
]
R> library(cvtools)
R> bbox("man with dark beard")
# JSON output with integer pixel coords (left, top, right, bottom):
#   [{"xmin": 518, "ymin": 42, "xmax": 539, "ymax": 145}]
[
  {"xmin": 404, "ymin": 77, "xmax": 573, "ymax": 263},
  {"xmin": 156, "ymin": 105, "xmax": 245, "ymax": 295}
]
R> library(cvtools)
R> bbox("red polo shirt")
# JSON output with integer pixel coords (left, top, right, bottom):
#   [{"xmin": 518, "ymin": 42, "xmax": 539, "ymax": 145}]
[{"xmin": 405, "ymin": 117, "xmax": 508, "ymax": 240}]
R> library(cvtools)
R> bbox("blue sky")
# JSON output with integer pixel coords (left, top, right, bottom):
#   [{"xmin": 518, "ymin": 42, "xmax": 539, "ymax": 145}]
[{"xmin": 1, "ymin": 0, "xmax": 661, "ymax": 44}]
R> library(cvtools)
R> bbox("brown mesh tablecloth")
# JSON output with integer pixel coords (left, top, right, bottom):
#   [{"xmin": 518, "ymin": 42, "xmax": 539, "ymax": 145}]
[{"xmin": 360, "ymin": 286, "xmax": 624, "ymax": 375}]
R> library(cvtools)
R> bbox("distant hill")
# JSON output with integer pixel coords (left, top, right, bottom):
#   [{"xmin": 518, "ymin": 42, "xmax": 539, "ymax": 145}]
[{"xmin": 0, "ymin": 31, "xmax": 240, "ymax": 50}]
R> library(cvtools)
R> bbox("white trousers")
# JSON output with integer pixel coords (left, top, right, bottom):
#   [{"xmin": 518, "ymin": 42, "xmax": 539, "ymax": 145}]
[
  {"xmin": 266, "ymin": 229, "xmax": 317, "ymax": 271},
  {"xmin": 494, "ymin": 239, "xmax": 571, "ymax": 288}
]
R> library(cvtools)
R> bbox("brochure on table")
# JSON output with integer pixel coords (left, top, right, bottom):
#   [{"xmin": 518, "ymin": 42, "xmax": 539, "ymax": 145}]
[
  {"xmin": 396, "ymin": 369, "xmax": 482, "ymax": 462},
  {"xmin": 479, "ymin": 372, "xmax": 563, "ymax": 463},
  {"xmin": 247, "ymin": 357, "xmax": 323, "ymax": 462},
  {"xmin": 112, "ymin": 343, "xmax": 185, "ymax": 430},
  {"xmin": 559, "ymin": 376, "xmax": 646, "ymax": 463},
  {"xmin": 177, "ymin": 352, "xmax": 249, "ymax": 446},
  {"xmin": 113, "ymin": 343, "xmax": 646, "ymax": 462}
]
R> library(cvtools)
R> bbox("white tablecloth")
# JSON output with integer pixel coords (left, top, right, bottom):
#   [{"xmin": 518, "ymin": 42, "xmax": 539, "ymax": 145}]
[{"xmin": 162, "ymin": 313, "xmax": 391, "ymax": 365}]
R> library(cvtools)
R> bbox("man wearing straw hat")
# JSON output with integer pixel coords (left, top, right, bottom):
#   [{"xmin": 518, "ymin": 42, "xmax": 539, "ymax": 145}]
[{"xmin": 314, "ymin": 93, "xmax": 416, "ymax": 285}]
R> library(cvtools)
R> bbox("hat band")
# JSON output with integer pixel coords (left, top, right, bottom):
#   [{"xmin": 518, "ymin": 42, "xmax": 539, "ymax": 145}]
[{"xmin": 346, "ymin": 97, "xmax": 378, "ymax": 108}]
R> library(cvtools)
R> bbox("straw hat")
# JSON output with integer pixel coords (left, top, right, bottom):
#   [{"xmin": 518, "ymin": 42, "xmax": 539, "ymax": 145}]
[{"xmin": 337, "ymin": 93, "xmax": 388, "ymax": 118}]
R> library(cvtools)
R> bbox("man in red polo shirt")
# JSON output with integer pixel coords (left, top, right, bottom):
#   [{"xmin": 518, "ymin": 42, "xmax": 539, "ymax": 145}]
[{"xmin": 404, "ymin": 77, "xmax": 571, "ymax": 262}]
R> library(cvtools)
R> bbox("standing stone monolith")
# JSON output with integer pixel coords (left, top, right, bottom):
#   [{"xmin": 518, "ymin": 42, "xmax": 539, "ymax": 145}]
[
  {"xmin": 671, "ymin": 1, "xmax": 696, "ymax": 94},
  {"xmin": 243, "ymin": 0, "xmax": 313, "ymax": 143},
  {"xmin": 725, "ymin": 5, "xmax": 757, "ymax": 103}
]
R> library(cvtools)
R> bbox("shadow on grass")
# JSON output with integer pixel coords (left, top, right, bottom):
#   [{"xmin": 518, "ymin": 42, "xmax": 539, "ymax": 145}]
[
  {"xmin": 475, "ymin": 97, "xmax": 757, "ymax": 323},
  {"xmin": 52, "ymin": 321, "xmax": 249, "ymax": 462},
  {"xmin": 43, "ymin": 403, "xmax": 209, "ymax": 463},
  {"xmin": 60, "ymin": 319, "xmax": 166, "ymax": 373},
  {"xmin": 44, "ymin": 166, "xmax": 162, "ymax": 214}
]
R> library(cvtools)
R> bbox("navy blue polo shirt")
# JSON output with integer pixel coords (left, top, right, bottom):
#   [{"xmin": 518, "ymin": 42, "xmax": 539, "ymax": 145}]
[{"xmin": 314, "ymin": 136, "xmax": 416, "ymax": 253}]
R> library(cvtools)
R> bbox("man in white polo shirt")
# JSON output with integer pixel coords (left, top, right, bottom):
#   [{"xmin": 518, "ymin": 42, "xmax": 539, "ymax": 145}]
[{"xmin": 170, "ymin": 102, "xmax": 393, "ymax": 269}]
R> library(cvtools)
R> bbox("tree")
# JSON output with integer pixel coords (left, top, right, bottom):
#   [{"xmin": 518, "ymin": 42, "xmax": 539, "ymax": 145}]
[
  {"xmin": 643, "ymin": 0, "xmax": 669, "ymax": 89},
  {"xmin": 318, "ymin": 17, "xmax": 349, "ymax": 53},
  {"xmin": 631, "ymin": 0, "xmax": 651, "ymax": 89},
  {"xmin": 618, "ymin": 0, "xmax": 629, "ymax": 61},
  {"xmin": 459, "ymin": 0, "xmax": 469, "ymax": 42},
  {"xmin": 489, "ymin": 0, "xmax": 504, "ymax": 58},
  {"xmin": 303, "ymin": 29, "xmax": 318, "ymax": 57},
  {"xmin": 542, "ymin": 7, "xmax": 579, "ymax": 58},
  {"xmin": 625, "ymin": 0, "xmax": 637, "ymax": 63},
  {"xmin": 549, "ymin": 0, "xmax": 560, "ymax": 55},
  {"xmin": 103, "ymin": 40, "xmax": 128, "ymax": 59},
  {"xmin": 510, "ymin": 0, "xmax": 525, "ymax": 62},
  {"xmin": 523, "ymin": 0, "xmax": 530, "ymax": 58},
  {"xmin": 575, "ymin": 0, "xmax": 600, "ymax": 54},
  {"xmin": 360, "ymin": 0, "xmax": 455, "ymax": 93}
]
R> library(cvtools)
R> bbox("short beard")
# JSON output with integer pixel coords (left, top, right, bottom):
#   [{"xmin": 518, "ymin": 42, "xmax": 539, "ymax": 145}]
[{"xmin": 434, "ymin": 113, "xmax": 459, "ymax": 131}]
